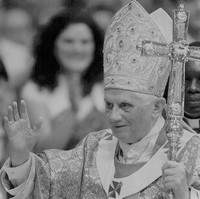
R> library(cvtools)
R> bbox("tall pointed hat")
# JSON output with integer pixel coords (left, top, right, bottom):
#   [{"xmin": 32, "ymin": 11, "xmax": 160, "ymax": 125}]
[{"xmin": 103, "ymin": 0, "xmax": 172, "ymax": 97}]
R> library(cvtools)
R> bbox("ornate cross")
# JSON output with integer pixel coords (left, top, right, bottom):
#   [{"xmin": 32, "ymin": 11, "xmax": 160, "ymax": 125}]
[{"xmin": 138, "ymin": 4, "xmax": 200, "ymax": 199}]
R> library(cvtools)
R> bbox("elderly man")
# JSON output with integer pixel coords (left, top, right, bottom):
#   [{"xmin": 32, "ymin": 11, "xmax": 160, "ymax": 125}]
[{"xmin": 1, "ymin": 1, "xmax": 200, "ymax": 198}]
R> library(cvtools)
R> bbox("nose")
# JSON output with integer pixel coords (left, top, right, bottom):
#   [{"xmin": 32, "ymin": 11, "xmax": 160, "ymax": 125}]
[
  {"xmin": 107, "ymin": 107, "xmax": 122, "ymax": 123},
  {"xmin": 187, "ymin": 79, "xmax": 200, "ymax": 93},
  {"xmin": 73, "ymin": 42, "xmax": 84, "ymax": 52}
]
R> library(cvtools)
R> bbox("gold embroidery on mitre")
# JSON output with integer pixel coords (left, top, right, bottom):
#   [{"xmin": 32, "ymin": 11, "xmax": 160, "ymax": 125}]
[{"xmin": 103, "ymin": 0, "xmax": 172, "ymax": 97}]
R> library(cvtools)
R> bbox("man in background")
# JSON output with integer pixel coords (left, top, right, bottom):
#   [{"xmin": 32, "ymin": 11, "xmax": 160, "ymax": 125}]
[
  {"xmin": 0, "ymin": 7, "xmax": 36, "ymax": 91},
  {"xmin": 184, "ymin": 41, "xmax": 200, "ymax": 133}
]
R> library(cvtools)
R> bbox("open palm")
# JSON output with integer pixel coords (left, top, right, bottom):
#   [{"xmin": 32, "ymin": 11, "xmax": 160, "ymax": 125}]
[{"xmin": 4, "ymin": 100, "xmax": 42, "ymax": 166}]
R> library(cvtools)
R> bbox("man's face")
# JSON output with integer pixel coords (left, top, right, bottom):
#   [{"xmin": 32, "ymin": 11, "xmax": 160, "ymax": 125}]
[
  {"xmin": 185, "ymin": 61, "xmax": 200, "ymax": 118},
  {"xmin": 104, "ymin": 89, "xmax": 155, "ymax": 144}
]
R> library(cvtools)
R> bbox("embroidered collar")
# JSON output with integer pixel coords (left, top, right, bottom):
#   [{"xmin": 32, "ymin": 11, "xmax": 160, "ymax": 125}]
[{"xmin": 96, "ymin": 121, "xmax": 195, "ymax": 198}]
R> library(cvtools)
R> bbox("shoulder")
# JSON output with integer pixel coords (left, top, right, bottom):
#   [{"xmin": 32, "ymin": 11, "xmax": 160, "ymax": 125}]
[
  {"xmin": 181, "ymin": 129, "xmax": 200, "ymax": 145},
  {"xmin": 39, "ymin": 129, "xmax": 112, "ymax": 172},
  {"xmin": 43, "ymin": 129, "xmax": 112, "ymax": 159},
  {"xmin": 178, "ymin": 129, "xmax": 200, "ymax": 160},
  {"xmin": 21, "ymin": 81, "xmax": 41, "ymax": 98},
  {"xmin": 84, "ymin": 129, "xmax": 112, "ymax": 146}
]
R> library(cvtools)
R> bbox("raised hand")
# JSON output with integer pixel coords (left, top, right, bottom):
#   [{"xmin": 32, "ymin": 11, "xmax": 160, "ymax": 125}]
[
  {"xmin": 4, "ymin": 100, "xmax": 42, "ymax": 167},
  {"xmin": 162, "ymin": 161, "xmax": 190, "ymax": 199}
]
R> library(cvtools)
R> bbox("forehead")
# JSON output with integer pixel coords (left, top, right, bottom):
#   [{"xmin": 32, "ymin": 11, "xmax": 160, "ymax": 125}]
[
  {"xmin": 105, "ymin": 89, "xmax": 142, "ymax": 102},
  {"xmin": 186, "ymin": 61, "xmax": 200, "ymax": 74},
  {"xmin": 4, "ymin": 9, "xmax": 32, "ymax": 27},
  {"xmin": 60, "ymin": 23, "xmax": 92, "ymax": 38}
]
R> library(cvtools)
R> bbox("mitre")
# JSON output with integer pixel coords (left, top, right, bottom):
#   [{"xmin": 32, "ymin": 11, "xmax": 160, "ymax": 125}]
[{"xmin": 103, "ymin": 0, "xmax": 172, "ymax": 97}]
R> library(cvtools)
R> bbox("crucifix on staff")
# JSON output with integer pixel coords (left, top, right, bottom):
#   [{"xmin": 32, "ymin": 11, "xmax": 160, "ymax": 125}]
[{"xmin": 138, "ymin": 3, "xmax": 200, "ymax": 198}]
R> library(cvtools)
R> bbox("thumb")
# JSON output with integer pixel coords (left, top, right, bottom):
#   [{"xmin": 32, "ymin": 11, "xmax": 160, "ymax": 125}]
[{"xmin": 33, "ymin": 117, "xmax": 43, "ymax": 133}]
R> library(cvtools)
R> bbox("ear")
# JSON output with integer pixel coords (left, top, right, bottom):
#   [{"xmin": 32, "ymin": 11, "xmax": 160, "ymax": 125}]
[{"xmin": 152, "ymin": 97, "xmax": 166, "ymax": 118}]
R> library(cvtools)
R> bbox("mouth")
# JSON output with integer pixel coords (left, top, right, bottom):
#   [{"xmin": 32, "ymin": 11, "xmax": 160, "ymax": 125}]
[
  {"xmin": 185, "ymin": 95, "xmax": 200, "ymax": 100},
  {"xmin": 185, "ymin": 100, "xmax": 200, "ymax": 106},
  {"xmin": 113, "ymin": 125, "xmax": 126, "ymax": 129}
]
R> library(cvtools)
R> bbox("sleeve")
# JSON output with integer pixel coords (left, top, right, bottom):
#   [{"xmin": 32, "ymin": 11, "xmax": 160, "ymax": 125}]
[
  {"xmin": 0, "ymin": 131, "xmax": 102, "ymax": 198},
  {"xmin": 0, "ymin": 153, "xmax": 36, "ymax": 198}
]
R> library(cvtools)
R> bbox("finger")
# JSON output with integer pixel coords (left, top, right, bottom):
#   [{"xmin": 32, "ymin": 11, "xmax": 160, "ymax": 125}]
[
  {"xmin": 163, "ymin": 175, "xmax": 175, "ymax": 184},
  {"xmin": 162, "ymin": 161, "xmax": 179, "ymax": 171},
  {"xmin": 162, "ymin": 163, "xmax": 168, "ymax": 171},
  {"xmin": 20, "ymin": 100, "xmax": 29, "ymax": 120},
  {"xmin": 167, "ymin": 161, "xmax": 181, "ymax": 167},
  {"xmin": 33, "ymin": 117, "xmax": 43, "ymax": 133},
  {"xmin": 3, "ymin": 116, "xmax": 9, "ymax": 133},
  {"xmin": 163, "ymin": 168, "xmax": 179, "ymax": 177},
  {"xmin": 12, "ymin": 102, "xmax": 20, "ymax": 121},
  {"xmin": 164, "ymin": 181, "xmax": 175, "ymax": 190},
  {"xmin": 8, "ymin": 106, "xmax": 14, "ymax": 122}
]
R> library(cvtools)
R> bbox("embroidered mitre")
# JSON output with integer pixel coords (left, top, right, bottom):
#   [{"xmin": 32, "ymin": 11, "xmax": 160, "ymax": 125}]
[{"xmin": 103, "ymin": 0, "xmax": 172, "ymax": 97}]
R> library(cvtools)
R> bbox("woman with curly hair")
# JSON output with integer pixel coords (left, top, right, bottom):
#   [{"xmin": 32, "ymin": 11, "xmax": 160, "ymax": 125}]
[{"xmin": 21, "ymin": 8, "xmax": 109, "ymax": 152}]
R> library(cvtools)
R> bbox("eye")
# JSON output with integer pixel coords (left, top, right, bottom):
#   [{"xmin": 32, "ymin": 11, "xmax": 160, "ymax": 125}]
[
  {"xmin": 105, "ymin": 101, "xmax": 113, "ymax": 111},
  {"xmin": 81, "ymin": 39, "xmax": 92, "ymax": 45},
  {"xmin": 63, "ymin": 39, "xmax": 74, "ymax": 44},
  {"xmin": 120, "ymin": 102, "xmax": 133, "ymax": 111}
]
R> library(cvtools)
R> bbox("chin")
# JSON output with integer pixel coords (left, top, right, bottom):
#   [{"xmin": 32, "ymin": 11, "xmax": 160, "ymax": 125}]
[
  {"xmin": 187, "ymin": 114, "xmax": 200, "ymax": 119},
  {"xmin": 185, "ymin": 111, "xmax": 200, "ymax": 119},
  {"xmin": 112, "ymin": 132, "xmax": 126, "ymax": 142},
  {"xmin": 112, "ymin": 132, "xmax": 133, "ymax": 144}
]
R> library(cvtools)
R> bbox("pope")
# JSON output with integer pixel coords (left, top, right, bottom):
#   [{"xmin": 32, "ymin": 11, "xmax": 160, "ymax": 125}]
[{"xmin": 1, "ymin": 1, "xmax": 200, "ymax": 198}]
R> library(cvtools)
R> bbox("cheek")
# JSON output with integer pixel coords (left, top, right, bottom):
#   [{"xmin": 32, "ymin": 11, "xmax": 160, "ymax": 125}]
[
  {"xmin": 82, "ymin": 43, "xmax": 95, "ymax": 58},
  {"xmin": 55, "ymin": 38, "xmax": 72, "ymax": 56},
  {"xmin": 129, "ymin": 108, "xmax": 150, "ymax": 127},
  {"xmin": 57, "ymin": 44, "xmax": 71, "ymax": 57},
  {"xmin": 54, "ymin": 44, "xmax": 72, "ymax": 68},
  {"xmin": 128, "ymin": 109, "xmax": 144, "ymax": 125}
]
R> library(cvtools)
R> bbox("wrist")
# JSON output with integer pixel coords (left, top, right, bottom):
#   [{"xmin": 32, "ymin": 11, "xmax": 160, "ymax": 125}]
[
  {"xmin": 10, "ymin": 151, "xmax": 30, "ymax": 167},
  {"xmin": 176, "ymin": 187, "xmax": 190, "ymax": 199}
]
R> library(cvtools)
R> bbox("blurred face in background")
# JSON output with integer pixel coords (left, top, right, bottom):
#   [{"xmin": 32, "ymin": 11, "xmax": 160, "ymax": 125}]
[
  {"xmin": 55, "ymin": 23, "xmax": 95, "ymax": 74},
  {"xmin": 2, "ymin": 8, "xmax": 35, "ymax": 47},
  {"xmin": 185, "ymin": 60, "xmax": 200, "ymax": 118},
  {"xmin": 92, "ymin": 9, "xmax": 113, "ymax": 34}
]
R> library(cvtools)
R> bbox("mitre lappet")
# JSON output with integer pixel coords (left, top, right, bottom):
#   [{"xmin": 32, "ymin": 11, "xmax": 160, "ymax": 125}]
[{"xmin": 103, "ymin": 0, "xmax": 173, "ymax": 97}]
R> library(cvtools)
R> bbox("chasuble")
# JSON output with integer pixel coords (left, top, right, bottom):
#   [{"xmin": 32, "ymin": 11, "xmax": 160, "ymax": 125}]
[{"xmin": 1, "ymin": 122, "xmax": 200, "ymax": 199}]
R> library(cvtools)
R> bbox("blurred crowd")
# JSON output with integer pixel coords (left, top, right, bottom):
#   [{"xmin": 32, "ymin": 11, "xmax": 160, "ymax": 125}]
[{"xmin": 0, "ymin": 0, "xmax": 200, "ymax": 167}]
